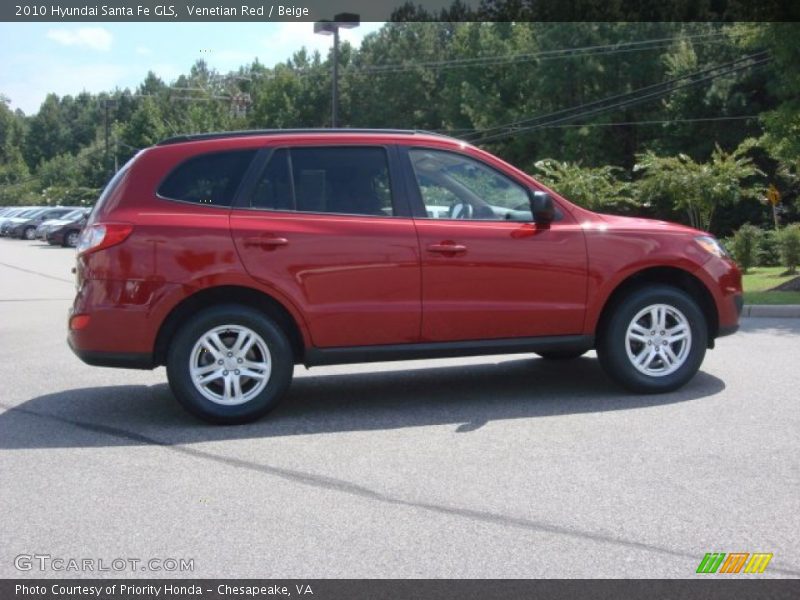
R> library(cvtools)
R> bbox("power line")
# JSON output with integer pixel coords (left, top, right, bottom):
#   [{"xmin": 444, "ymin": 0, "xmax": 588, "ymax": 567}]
[
  {"xmin": 438, "ymin": 115, "xmax": 762, "ymax": 134},
  {"xmin": 467, "ymin": 52, "xmax": 770, "ymax": 144},
  {"xmin": 537, "ymin": 115, "xmax": 760, "ymax": 129},
  {"xmin": 435, "ymin": 115, "xmax": 760, "ymax": 135},
  {"xmin": 247, "ymin": 29, "xmax": 743, "ymax": 81},
  {"xmin": 465, "ymin": 51, "xmax": 767, "ymax": 140},
  {"xmin": 356, "ymin": 31, "xmax": 740, "ymax": 74}
]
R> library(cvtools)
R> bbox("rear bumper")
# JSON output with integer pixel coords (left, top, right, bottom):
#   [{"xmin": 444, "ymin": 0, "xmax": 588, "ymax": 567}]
[
  {"xmin": 68, "ymin": 278, "xmax": 182, "ymax": 369},
  {"xmin": 68, "ymin": 337, "xmax": 154, "ymax": 369}
]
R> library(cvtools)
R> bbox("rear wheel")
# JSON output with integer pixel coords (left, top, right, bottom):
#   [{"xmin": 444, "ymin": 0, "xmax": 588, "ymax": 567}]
[
  {"xmin": 597, "ymin": 285, "xmax": 707, "ymax": 393},
  {"xmin": 23, "ymin": 226, "xmax": 36, "ymax": 240},
  {"xmin": 166, "ymin": 305, "xmax": 294, "ymax": 424}
]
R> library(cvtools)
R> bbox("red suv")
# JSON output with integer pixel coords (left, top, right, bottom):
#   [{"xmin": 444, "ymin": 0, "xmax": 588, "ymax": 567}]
[{"xmin": 69, "ymin": 130, "xmax": 742, "ymax": 424}]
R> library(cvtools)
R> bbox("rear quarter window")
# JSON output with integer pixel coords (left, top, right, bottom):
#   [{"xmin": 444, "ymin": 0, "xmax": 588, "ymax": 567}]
[{"xmin": 158, "ymin": 150, "xmax": 257, "ymax": 207}]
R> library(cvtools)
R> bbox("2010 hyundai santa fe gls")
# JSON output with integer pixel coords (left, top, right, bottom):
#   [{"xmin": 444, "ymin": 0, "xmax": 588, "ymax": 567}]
[{"xmin": 68, "ymin": 129, "xmax": 742, "ymax": 424}]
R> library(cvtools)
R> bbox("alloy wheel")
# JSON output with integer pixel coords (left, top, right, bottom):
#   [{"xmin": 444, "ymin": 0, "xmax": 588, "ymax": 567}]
[
  {"xmin": 624, "ymin": 303, "xmax": 692, "ymax": 377},
  {"xmin": 188, "ymin": 325, "xmax": 272, "ymax": 406}
]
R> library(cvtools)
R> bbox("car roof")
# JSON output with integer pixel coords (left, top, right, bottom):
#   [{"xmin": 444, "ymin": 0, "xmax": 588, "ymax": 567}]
[{"xmin": 156, "ymin": 128, "xmax": 456, "ymax": 147}]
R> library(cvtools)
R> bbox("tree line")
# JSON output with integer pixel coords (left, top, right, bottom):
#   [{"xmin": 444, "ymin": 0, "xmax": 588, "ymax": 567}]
[{"xmin": 0, "ymin": 21, "xmax": 798, "ymax": 236}]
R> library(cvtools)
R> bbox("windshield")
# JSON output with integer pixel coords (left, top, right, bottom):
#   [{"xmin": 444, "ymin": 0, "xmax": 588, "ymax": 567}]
[{"xmin": 62, "ymin": 209, "xmax": 86, "ymax": 220}]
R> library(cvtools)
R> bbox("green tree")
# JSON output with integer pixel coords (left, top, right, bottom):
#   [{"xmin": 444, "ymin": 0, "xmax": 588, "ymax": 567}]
[
  {"xmin": 533, "ymin": 159, "xmax": 636, "ymax": 213},
  {"xmin": 122, "ymin": 97, "xmax": 166, "ymax": 149},
  {"xmin": 731, "ymin": 223, "xmax": 761, "ymax": 272},
  {"xmin": 777, "ymin": 223, "xmax": 800, "ymax": 274},
  {"xmin": 634, "ymin": 141, "xmax": 763, "ymax": 232}
]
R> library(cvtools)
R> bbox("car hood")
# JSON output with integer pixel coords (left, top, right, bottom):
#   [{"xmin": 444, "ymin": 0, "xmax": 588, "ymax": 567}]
[{"xmin": 594, "ymin": 213, "xmax": 702, "ymax": 236}]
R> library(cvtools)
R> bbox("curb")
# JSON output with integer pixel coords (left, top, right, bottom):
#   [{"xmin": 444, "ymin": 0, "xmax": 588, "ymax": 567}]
[{"xmin": 742, "ymin": 305, "xmax": 800, "ymax": 318}]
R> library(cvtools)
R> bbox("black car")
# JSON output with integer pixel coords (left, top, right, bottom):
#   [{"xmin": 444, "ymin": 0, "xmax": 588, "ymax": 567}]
[{"xmin": 46, "ymin": 208, "xmax": 90, "ymax": 247}]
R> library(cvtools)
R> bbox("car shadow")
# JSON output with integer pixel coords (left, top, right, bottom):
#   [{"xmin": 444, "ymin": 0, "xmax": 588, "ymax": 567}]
[{"xmin": 0, "ymin": 356, "xmax": 725, "ymax": 449}]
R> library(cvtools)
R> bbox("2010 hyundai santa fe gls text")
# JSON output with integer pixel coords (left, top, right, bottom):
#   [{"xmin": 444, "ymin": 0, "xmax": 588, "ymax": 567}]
[{"xmin": 67, "ymin": 129, "xmax": 742, "ymax": 424}]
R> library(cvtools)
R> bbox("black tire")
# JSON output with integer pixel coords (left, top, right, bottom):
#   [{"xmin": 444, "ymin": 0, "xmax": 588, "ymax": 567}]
[
  {"xmin": 63, "ymin": 230, "xmax": 79, "ymax": 247},
  {"xmin": 597, "ymin": 285, "xmax": 707, "ymax": 393},
  {"xmin": 166, "ymin": 304, "xmax": 294, "ymax": 424},
  {"xmin": 22, "ymin": 226, "xmax": 36, "ymax": 240},
  {"xmin": 536, "ymin": 350, "xmax": 586, "ymax": 360}
]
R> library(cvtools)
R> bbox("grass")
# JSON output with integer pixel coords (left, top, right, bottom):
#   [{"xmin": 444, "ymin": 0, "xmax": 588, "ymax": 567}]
[{"xmin": 741, "ymin": 266, "xmax": 800, "ymax": 305}]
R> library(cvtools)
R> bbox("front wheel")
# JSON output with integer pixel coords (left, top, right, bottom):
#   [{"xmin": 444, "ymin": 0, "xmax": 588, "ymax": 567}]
[
  {"xmin": 166, "ymin": 305, "xmax": 294, "ymax": 424},
  {"xmin": 64, "ymin": 230, "xmax": 80, "ymax": 247},
  {"xmin": 23, "ymin": 226, "xmax": 36, "ymax": 240},
  {"xmin": 597, "ymin": 286, "xmax": 707, "ymax": 393}
]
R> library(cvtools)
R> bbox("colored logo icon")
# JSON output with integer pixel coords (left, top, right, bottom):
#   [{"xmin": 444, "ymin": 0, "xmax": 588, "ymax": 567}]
[{"xmin": 696, "ymin": 552, "xmax": 773, "ymax": 574}]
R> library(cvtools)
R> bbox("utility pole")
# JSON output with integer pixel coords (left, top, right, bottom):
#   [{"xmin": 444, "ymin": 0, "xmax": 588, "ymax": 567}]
[
  {"xmin": 314, "ymin": 13, "xmax": 359, "ymax": 128},
  {"xmin": 103, "ymin": 98, "xmax": 117, "ymax": 177}
]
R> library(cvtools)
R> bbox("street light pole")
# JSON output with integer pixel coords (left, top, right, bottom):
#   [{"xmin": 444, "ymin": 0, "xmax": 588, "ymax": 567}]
[
  {"xmin": 332, "ymin": 26, "xmax": 339, "ymax": 127},
  {"xmin": 314, "ymin": 13, "xmax": 359, "ymax": 128}
]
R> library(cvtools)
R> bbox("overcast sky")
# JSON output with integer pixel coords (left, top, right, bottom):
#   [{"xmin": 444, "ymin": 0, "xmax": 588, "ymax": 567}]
[{"xmin": 0, "ymin": 22, "xmax": 384, "ymax": 114}]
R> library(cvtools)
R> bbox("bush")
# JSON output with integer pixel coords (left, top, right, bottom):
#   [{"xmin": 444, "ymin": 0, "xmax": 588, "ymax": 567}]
[
  {"xmin": 777, "ymin": 223, "xmax": 800, "ymax": 274},
  {"xmin": 731, "ymin": 224, "xmax": 762, "ymax": 273},
  {"xmin": 720, "ymin": 236, "xmax": 734, "ymax": 258},
  {"xmin": 756, "ymin": 229, "xmax": 781, "ymax": 267}
]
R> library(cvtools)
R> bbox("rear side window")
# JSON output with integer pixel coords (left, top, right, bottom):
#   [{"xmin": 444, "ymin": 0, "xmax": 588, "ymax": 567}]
[
  {"xmin": 159, "ymin": 150, "xmax": 256, "ymax": 207},
  {"xmin": 248, "ymin": 146, "xmax": 394, "ymax": 217}
]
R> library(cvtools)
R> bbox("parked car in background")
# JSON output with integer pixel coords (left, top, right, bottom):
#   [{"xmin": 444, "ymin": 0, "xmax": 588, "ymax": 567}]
[
  {"xmin": 45, "ymin": 208, "xmax": 91, "ymax": 247},
  {"xmin": 0, "ymin": 207, "xmax": 45, "ymax": 236},
  {"xmin": 37, "ymin": 207, "xmax": 89, "ymax": 240},
  {"xmin": 0, "ymin": 207, "xmax": 36, "ymax": 230},
  {"xmin": 2, "ymin": 207, "xmax": 73, "ymax": 239},
  {"xmin": 68, "ymin": 129, "xmax": 742, "ymax": 424}
]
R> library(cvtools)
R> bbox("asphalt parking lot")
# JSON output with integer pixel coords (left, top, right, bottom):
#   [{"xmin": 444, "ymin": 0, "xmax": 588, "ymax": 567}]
[{"xmin": 0, "ymin": 237, "xmax": 798, "ymax": 579}]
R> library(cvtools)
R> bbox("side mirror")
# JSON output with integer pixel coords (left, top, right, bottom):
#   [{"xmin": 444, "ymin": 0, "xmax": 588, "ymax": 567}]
[{"xmin": 530, "ymin": 191, "xmax": 555, "ymax": 225}]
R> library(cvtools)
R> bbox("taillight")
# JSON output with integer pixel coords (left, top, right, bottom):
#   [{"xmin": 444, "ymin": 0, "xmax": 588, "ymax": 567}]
[
  {"xmin": 77, "ymin": 223, "xmax": 133, "ymax": 256},
  {"xmin": 69, "ymin": 314, "xmax": 91, "ymax": 330}
]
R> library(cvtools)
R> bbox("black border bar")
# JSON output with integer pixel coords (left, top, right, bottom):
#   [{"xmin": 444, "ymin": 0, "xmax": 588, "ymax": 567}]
[
  {"xmin": 2, "ymin": 0, "xmax": 799, "ymax": 22},
  {"xmin": 3, "ymin": 579, "xmax": 800, "ymax": 600}
]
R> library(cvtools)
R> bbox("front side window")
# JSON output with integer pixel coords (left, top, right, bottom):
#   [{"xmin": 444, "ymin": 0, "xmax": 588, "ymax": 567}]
[
  {"xmin": 409, "ymin": 148, "xmax": 531, "ymax": 221},
  {"xmin": 248, "ymin": 146, "xmax": 394, "ymax": 217},
  {"xmin": 159, "ymin": 150, "xmax": 256, "ymax": 207}
]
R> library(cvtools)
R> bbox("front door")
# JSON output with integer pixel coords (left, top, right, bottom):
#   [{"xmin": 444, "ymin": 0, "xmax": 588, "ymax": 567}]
[{"xmin": 404, "ymin": 147, "xmax": 588, "ymax": 342}]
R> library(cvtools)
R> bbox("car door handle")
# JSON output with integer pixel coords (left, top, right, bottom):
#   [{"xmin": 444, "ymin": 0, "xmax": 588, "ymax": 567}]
[
  {"xmin": 427, "ymin": 243, "xmax": 467, "ymax": 254},
  {"xmin": 243, "ymin": 236, "xmax": 289, "ymax": 249}
]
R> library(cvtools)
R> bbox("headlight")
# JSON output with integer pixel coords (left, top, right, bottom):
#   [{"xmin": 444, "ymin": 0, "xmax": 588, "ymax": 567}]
[{"xmin": 695, "ymin": 235, "xmax": 729, "ymax": 258}]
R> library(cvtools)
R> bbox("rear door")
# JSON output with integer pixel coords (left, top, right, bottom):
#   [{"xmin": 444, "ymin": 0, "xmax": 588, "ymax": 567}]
[{"xmin": 230, "ymin": 145, "xmax": 421, "ymax": 348}]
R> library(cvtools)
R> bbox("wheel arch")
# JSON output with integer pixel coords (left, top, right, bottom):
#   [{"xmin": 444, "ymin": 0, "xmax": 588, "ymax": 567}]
[
  {"xmin": 594, "ymin": 266, "xmax": 719, "ymax": 349},
  {"xmin": 153, "ymin": 285, "xmax": 306, "ymax": 366}
]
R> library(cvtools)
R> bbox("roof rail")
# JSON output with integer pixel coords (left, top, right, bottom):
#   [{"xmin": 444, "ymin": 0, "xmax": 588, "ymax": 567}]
[{"xmin": 156, "ymin": 128, "xmax": 454, "ymax": 146}]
